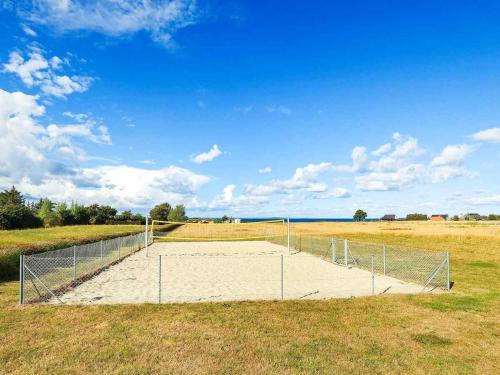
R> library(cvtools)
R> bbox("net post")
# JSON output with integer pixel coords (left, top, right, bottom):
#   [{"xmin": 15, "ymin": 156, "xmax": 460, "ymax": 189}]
[
  {"xmin": 158, "ymin": 255, "xmax": 162, "ymax": 304},
  {"xmin": 100, "ymin": 240, "xmax": 103, "ymax": 259},
  {"xmin": 287, "ymin": 217, "xmax": 290, "ymax": 255},
  {"xmin": 280, "ymin": 254, "xmax": 284, "ymax": 300},
  {"xmin": 344, "ymin": 240, "xmax": 348, "ymax": 267},
  {"xmin": 145, "ymin": 215, "xmax": 149, "ymax": 257},
  {"xmin": 446, "ymin": 251, "xmax": 450, "ymax": 291},
  {"xmin": 383, "ymin": 245, "xmax": 386, "ymax": 275},
  {"xmin": 371, "ymin": 255, "xmax": 375, "ymax": 295},
  {"xmin": 118, "ymin": 237, "xmax": 121, "ymax": 259},
  {"xmin": 73, "ymin": 245, "xmax": 77, "ymax": 281},
  {"xmin": 19, "ymin": 254, "xmax": 24, "ymax": 304}
]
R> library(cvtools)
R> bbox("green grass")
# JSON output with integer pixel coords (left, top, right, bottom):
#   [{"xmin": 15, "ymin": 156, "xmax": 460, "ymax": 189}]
[
  {"xmin": 0, "ymin": 222, "xmax": 499, "ymax": 374},
  {"xmin": 0, "ymin": 225, "xmax": 146, "ymax": 280}
]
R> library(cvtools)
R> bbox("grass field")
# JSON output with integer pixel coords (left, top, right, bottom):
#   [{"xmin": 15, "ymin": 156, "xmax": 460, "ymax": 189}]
[
  {"xmin": 0, "ymin": 225, "xmax": 147, "ymax": 280},
  {"xmin": 1, "ymin": 222, "xmax": 499, "ymax": 374}
]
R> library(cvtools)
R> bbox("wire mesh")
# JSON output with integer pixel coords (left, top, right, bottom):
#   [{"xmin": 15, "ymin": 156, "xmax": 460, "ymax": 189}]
[
  {"xmin": 21, "ymin": 232, "xmax": 150, "ymax": 303},
  {"xmin": 290, "ymin": 235, "xmax": 449, "ymax": 290}
]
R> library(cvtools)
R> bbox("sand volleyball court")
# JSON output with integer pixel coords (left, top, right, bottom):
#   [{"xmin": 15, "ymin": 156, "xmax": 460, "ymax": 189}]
[{"xmin": 55, "ymin": 241, "xmax": 428, "ymax": 304}]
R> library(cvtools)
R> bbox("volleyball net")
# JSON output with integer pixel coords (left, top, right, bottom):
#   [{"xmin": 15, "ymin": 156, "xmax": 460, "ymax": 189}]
[{"xmin": 151, "ymin": 219, "xmax": 288, "ymax": 242}]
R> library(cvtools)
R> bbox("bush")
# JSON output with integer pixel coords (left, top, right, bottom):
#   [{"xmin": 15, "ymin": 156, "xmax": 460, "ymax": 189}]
[{"xmin": 406, "ymin": 213, "xmax": 428, "ymax": 221}]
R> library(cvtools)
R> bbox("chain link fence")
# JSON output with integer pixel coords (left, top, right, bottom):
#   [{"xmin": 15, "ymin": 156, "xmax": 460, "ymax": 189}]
[
  {"xmin": 20, "ymin": 232, "xmax": 150, "ymax": 304},
  {"xmin": 283, "ymin": 235, "xmax": 450, "ymax": 290}
]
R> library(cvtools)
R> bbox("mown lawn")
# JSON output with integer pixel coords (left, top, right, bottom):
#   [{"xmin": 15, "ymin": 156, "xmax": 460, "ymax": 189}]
[{"xmin": 0, "ymin": 222, "xmax": 499, "ymax": 374}]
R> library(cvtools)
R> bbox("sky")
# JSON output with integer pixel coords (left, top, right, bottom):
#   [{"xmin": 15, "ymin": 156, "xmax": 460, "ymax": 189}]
[{"xmin": 1, "ymin": 0, "xmax": 500, "ymax": 218}]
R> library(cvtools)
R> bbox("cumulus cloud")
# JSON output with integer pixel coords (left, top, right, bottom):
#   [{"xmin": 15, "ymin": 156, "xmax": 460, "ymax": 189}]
[
  {"xmin": 210, "ymin": 184, "xmax": 268, "ymax": 210},
  {"xmin": 472, "ymin": 127, "xmax": 500, "ymax": 144},
  {"xmin": 0, "ymin": 88, "xmax": 209, "ymax": 208},
  {"xmin": 431, "ymin": 144, "xmax": 473, "ymax": 167},
  {"xmin": 333, "ymin": 133, "xmax": 475, "ymax": 191},
  {"xmin": 258, "ymin": 167, "xmax": 272, "ymax": 174},
  {"xmin": 245, "ymin": 162, "xmax": 332, "ymax": 196},
  {"xmin": 191, "ymin": 144, "xmax": 223, "ymax": 164},
  {"xmin": 18, "ymin": 0, "xmax": 200, "ymax": 48},
  {"xmin": 2, "ymin": 47, "xmax": 92, "ymax": 98}
]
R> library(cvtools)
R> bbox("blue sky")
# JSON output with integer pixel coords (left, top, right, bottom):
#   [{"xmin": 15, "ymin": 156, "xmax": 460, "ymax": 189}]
[{"xmin": 1, "ymin": 0, "xmax": 500, "ymax": 217}]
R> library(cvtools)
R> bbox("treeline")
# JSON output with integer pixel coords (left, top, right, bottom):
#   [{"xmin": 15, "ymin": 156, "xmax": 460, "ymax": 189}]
[{"xmin": 0, "ymin": 187, "xmax": 146, "ymax": 230}]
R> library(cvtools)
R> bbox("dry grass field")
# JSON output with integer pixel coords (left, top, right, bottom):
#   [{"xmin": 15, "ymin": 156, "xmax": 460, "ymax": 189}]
[{"xmin": 0, "ymin": 221, "xmax": 499, "ymax": 374}]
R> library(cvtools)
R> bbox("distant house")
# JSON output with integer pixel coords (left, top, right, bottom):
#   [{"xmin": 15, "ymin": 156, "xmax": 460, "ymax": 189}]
[
  {"xmin": 381, "ymin": 214, "xmax": 396, "ymax": 221},
  {"xmin": 431, "ymin": 214, "xmax": 448, "ymax": 221}
]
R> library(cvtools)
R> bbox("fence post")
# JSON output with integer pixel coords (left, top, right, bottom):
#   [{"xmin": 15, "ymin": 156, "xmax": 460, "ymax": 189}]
[
  {"xmin": 344, "ymin": 240, "xmax": 348, "ymax": 267},
  {"xmin": 73, "ymin": 245, "xmax": 77, "ymax": 281},
  {"xmin": 287, "ymin": 217, "xmax": 290, "ymax": 255},
  {"xmin": 371, "ymin": 255, "xmax": 375, "ymax": 295},
  {"xmin": 118, "ymin": 237, "xmax": 121, "ymax": 259},
  {"xmin": 100, "ymin": 240, "xmax": 103, "ymax": 259},
  {"xmin": 331, "ymin": 238, "xmax": 336, "ymax": 263},
  {"xmin": 383, "ymin": 245, "xmax": 386, "ymax": 275},
  {"xmin": 446, "ymin": 251, "xmax": 450, "ymax": 291},
  {"xmin": 280, "ymin": 254, "xmax": 284, "ymax": 300},
  {"xmin": 19, "ymin": 255, "xmax": 24, "ymax": 304},
  {"xmin": 158, "ymin": 255, "xmax": 162, "ymax": 304}
]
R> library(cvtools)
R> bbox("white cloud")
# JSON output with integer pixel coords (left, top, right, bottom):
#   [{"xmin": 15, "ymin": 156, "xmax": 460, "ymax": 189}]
[
  {"xmin": 313, "ymin": 188, "xmax": 351, "ymax": 199},
  {"xmin": 22, "ymin": 24, "xmax": 38, "ymax": 37},
  {"xmin": 330, "ymin": 187, "xmax": 350, "ymax": 198},
  {"xmin": 0, "ymin": 88, "xmax": 210, "ymax": 209},
  {"xmin": 258, "ymin": 167, "xmax": 272, "ymax": 174},
  {"xmin": 334, "ymin": 133, "xmax": 475, "ymax": 192},
  {"xmin": 140, "ymin": 159, "xmax": 156, "ymax": 165},
  {"xmin": 371, "ymin": 143, "xmax": 391, "ymax": 156},
  {"xmin": 431, "ymin": 144, "xmax": 473, "ymax": 167},
  {"xmin": 191, "ymin": 144, "xmax": 223, "ymax": 164},
  {"xmin": 20, "ymin": 0, "xmax": 200, "ymax": 48},
  {"xmin": 2, "ymin": 47, "xmax": 92, "ymax": 98},
  {"xmin": 472, "ymin": 127, "xmax": 500, "ymax": 144},
  {"xmin": 210, "ymin": 184, "xmax": 268, "ymax": 210},
  {"xmin": 468, "ymin": 194, "xmax": 500, "ymax": 205},
  {"xmin": 265, "ymin": 105, "xmax": 291, "ymax": 115},
  {"xmin": 245, "ymin": 162, "xmax": 332, "ymax": 196}
]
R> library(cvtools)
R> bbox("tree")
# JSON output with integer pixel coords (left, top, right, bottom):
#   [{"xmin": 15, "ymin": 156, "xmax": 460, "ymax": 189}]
[
  {"xmin": 150, "ymin": 203, "xmax": 172, "ymax": 221},
  {"xmin": 71, "ymin": 202, "xmax": 90, "ymax": 225},
  {"xmin": 0, "ymin": 187, "xmax": 42, "ymax": 230},
  {"xmin": 37, "ymin": 199, "xmax": 57, "ymax": 227},
  {"xmin": 55, "ymin": 203, "xmax": 74, "ymax": 226},
  {"xmin": 406, "ymin": 213, "xmax": 428, "ymax": 221},
  {"xmin": 0, "ymin": 186, "xmax": 24, "ymax": 206},
  {"xmin": 168, "ymin": 205, "xmax": 187, "ymax": 222},
  {"xmin": 353, "ymin": 209, "xmax": 367, "ymax": 222}
]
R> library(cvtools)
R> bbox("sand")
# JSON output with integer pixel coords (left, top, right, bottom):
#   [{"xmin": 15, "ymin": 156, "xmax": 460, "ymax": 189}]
[{"xmin": 55, "ymin": 241, "xmax": 431, "ymax": 304}]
